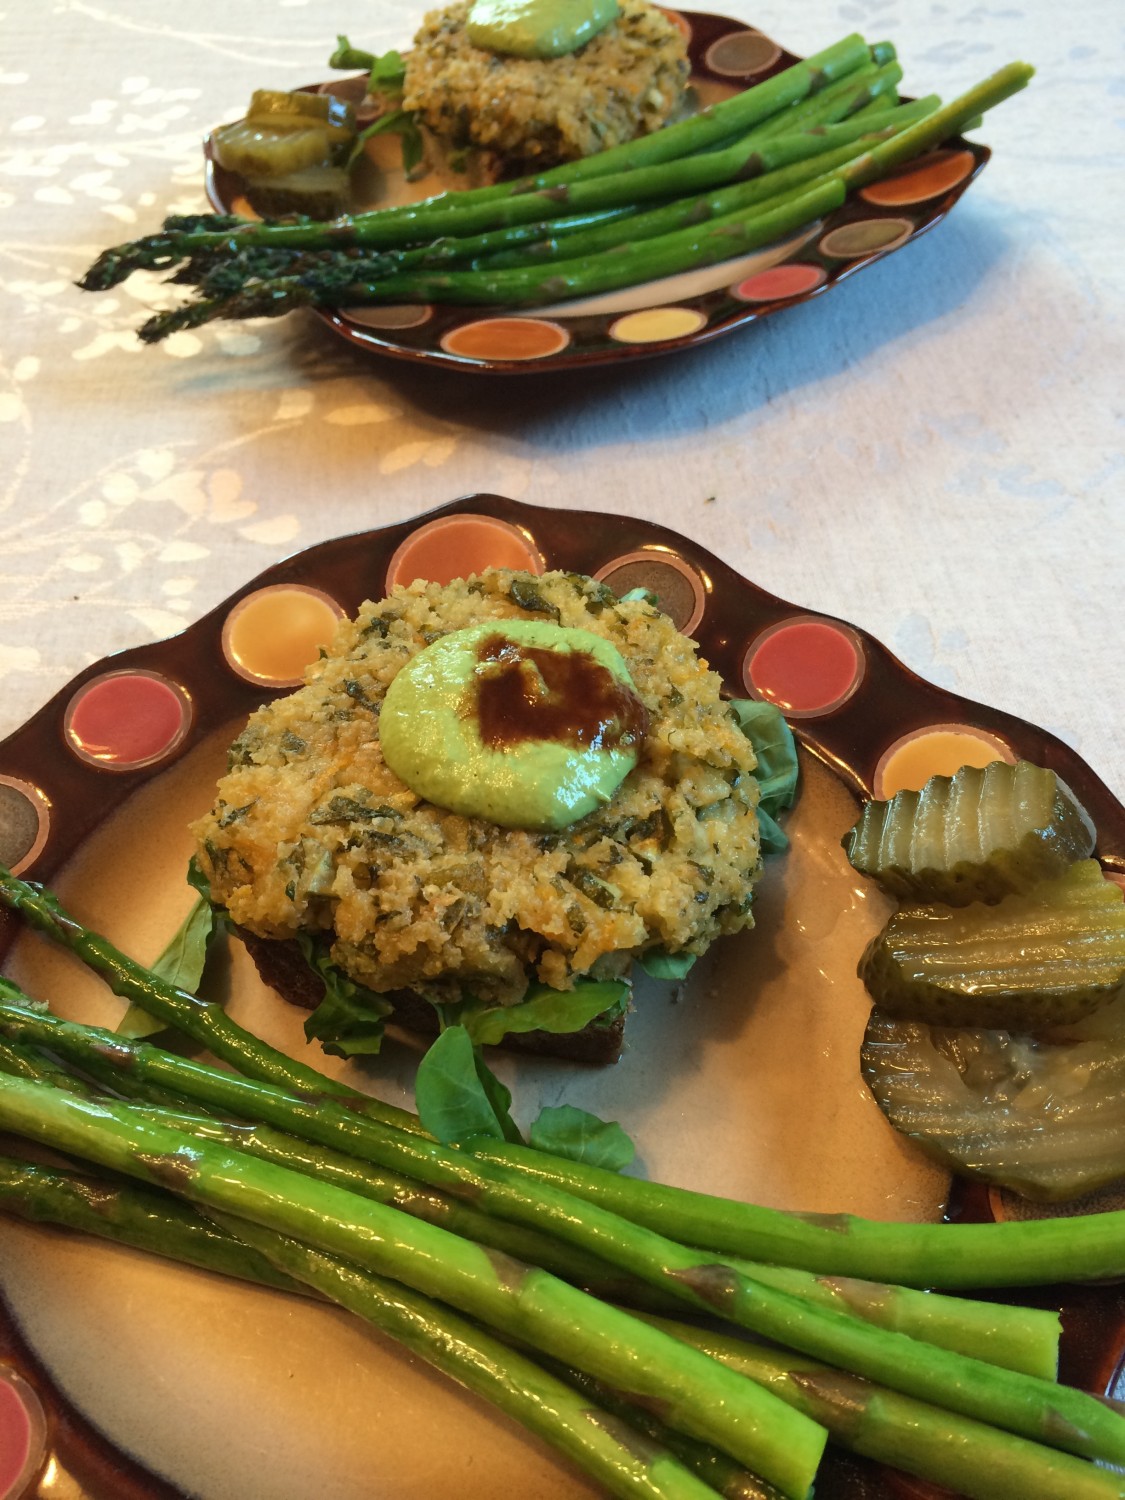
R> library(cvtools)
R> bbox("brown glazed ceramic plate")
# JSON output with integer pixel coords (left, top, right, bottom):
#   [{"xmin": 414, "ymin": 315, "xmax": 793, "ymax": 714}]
[
  {"xmin": 0, "ymin": 497, "xmax": 1123, "ymax": 1500},
  {"xmin": 203, "ymin": 13, "xmax": 991, "ymax": 374}
]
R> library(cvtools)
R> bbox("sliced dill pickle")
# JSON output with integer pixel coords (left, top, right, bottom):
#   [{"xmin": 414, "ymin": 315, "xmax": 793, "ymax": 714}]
[
  {"xmin": 248, "ymin": 89, "xmax": 334, "ymax": 121},
  {"xmin": 843, "ymin": 759, "xmax": 1096, "ymax": 905},
  {"xmin": 246, "ymin": 91, "xmax": 356, "ymax": 145},
  {"xmin": 861, "ymin": 1007, "xmax": 1125, "ymax": 1202},
  {"xmin": 859, "ymin": 858, "xmax": 1125, "ymax": 1030},
  {"xmin": 244, "ymin": 165, "xmax": 350, "ymax": 219},
  {"xmin": 212, "ymin": 120, "xmax": 332, "ymax": 178}
]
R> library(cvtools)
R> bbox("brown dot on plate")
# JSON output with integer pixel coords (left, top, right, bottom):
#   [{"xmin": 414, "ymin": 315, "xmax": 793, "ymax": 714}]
[
  {"xmin": 0, "ymin": 777, "xmax": 49, "ymax": 876},
  {"xmin": 344, "ymin": 304, "xmax": 432, "ymax": 331},
  {"xmin": 386, "ymin": 514, "xmax": 543, "ymax": 590},
  {"xmin": 593, "ymin": 552, "xmax": 705, "ymax": 635},
  {"xmin": 704, "ymin": 29, "xmax": 781, "ymax": 77},
  {"xmin": 819, "ymin": 217, "xmax": 914, "ymax": 259}
]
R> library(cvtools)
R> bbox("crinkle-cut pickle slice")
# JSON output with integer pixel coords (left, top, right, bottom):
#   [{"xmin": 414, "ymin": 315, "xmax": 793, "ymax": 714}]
[
  {"xmin": 843, "ymin": 759, "xmax": 1096, "ymax": 905},
  {"xmin": 861, "ymin": 1008, "xmax": 1125, "ymax": 1202},
  {"xmin": 859, "ymin": 859, "xmax": 1125, "ymax": 1031},
  {"xmin": 211, "ymin": 121, "xmax": 333, "ymax": 179}
]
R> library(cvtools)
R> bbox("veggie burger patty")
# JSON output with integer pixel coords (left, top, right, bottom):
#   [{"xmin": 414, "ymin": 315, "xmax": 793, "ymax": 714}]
[{"xmin": 193, "ymin": 568, "xmax": 762, "ymax": 1011}]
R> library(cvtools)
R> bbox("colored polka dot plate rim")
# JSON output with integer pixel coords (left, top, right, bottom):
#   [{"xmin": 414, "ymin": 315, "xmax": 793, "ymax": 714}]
[
  {"xmin": 386, "ymin": 514, "xmax": 544, "ymax": 591},
  {"xmin": 742, "ymin": 615, "xmax": 866, "ymax": 718},
  {"xmin": 64, "ymin": 671, "xmax": 192, "ymax": 772},
  {"xmin": 874, "ymin": 724, "xmax": 1015, "ymax": 800},
  {"xmin": 222, "ymin": 585, "xmax": 345, "ymax": 688},
  {"xmin": 0, "ymin": 778, "xmax": 50, "ymax": 877},
  {"xmin": 593, "ymin": 549, "xmax": 707, "ymax": 635},
  {"xmin": 203, "ymin": 13, "xmax": 992, "ymax": 375},
  {"xmin": 0, "ymin": 1368, "xmax": 46, "ymax": 1500}
]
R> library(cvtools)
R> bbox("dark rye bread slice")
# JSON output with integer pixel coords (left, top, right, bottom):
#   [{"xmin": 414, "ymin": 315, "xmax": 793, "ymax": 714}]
[{"xmin": 237, "ymin": 928, "xmax": 628, "ymax": 1065}]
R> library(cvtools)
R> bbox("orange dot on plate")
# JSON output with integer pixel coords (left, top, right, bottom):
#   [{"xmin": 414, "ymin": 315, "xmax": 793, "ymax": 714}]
[
  {"xmin": 440, "ymin": 317, "xmax": 570, "ymax": 362},
  {"xmin": 223, "ymin": 585, "xmax": 343, "ymax": 687},
  {"xmin": 874, "ymin": 726, "xmax": 1014, "ymax": 799},
  {"xmin": 387, "ymin": 514, "xmax": 543, "ymax": 589},
  {"xmin": 860, "ymin": 150, "xmax": 976, "ymax": 208}
]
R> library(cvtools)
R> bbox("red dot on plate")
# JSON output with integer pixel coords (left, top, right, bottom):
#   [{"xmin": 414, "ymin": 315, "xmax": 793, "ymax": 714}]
[
  {"xmin": 0, "ymin": 1369, "xmax": 45, "ymax": 1498},
  {"xmin": 732, "ymin": 263, "xmax": 826, "ymax": 303},
  {"xmin": 743, "ymin": 617, "xmax": 864, "ymax": 717},
  {"xmin": 65, "ymin": 671, "xmax": 191, "ymax": 770}
]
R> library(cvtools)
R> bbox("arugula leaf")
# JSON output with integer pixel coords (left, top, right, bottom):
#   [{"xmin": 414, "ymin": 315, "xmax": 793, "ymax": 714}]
[
  {"xmin": 415, "ymin": 1025, "xmax": 520, "ymax": 1145},
  {"xmin": 529, "ymin": 1104, "xmax": 635, "ymax": 1171},
  {"xmin": 297, "ymin": 933, "xmax": 394, "ymax": 1059},
  {"xmin": 456, "ymin": 979, "xmax": 629, "ymax": 1048},
  {"xmin": 635, "ymin": 949, "xmax": 697, "ymax": 981}
]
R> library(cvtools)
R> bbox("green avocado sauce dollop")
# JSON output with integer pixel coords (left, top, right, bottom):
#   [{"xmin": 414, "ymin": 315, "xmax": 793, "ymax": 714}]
[
  {"xmin": 379, "ymin": 619, "xmax": 647, "ymax": 830},
  {"xmin": 465, "ymin": 0, "xmax": 619, "ymax": 60}
]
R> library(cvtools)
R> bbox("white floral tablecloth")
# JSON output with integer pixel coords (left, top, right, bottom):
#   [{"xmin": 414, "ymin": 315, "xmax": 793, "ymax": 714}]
[{"xmin": 2, "ymin": 0, "xmax": 1122, "ymax": 801}]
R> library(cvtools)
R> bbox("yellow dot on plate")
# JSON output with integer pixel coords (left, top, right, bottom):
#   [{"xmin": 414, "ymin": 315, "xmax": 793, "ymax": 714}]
[
  {"xmin": 609, "ymin": 307, "xmax": 708, "ymax": 344},
  {"xmin": 874, "ymin": 725, "xmax": 1014, "ymax": 800},
  {"xmin": 223, "ymin": 585, "xmax": 344, "ymax": 687}
]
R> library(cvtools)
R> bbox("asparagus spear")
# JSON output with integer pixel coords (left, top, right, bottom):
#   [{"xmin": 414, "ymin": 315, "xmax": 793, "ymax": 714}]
[
  {"xmin": 0, "ymin": 942, "xmax": 1120, "ymax": 1297},
  {"xmin": 0, "ymin": 1074, "xmax": 828, "ymax": 1500},
  {"xmin": 221, "ymin": 1214, "xmax": 761, "ymax": 1500},
  {"xmin": 81, "ymin": 34, "xmax": 878, "ymax": 288},
  {"xmin": 182, "ymin": 65, "xmax": 909, "ymax": 295},
  {"xmin": 0, "ymin": 1010, "xmax": 1056, "ymax": 1372},
  {"xmin": 0, "ymin": 1156, "xmax": 733, "ymax": 1500},
  {"xmin": 183, "ymin": 91, "xmax": 933, "ymax": 311},
  {"xmin": 1, "ymin": 1155, "xmax": 1101, "ymax": 1500},
  {"xmin": 648, "ymin": 1317, "xmax": 1125, "ymax": 1500},
  {"xmin": 0, "ymin": 857, "xmax": 1119, "ymax": 1299},
  {"xmin": 0, "ymin": 999, "xmax": 1112, "ymax": 1471},
  {"xmin": 0, "ymin": 1006, "xmax": 1059, "ymax": 1371},
  {"xmin": 0, "ymin": 870, "xmax": 422, "ymax": 1133},
  {"xmin": 0, "ymin": 1154, "xmax": 304, "ymax": 1293},
  {"xmin": 137, "ymin": 178, "xmax": 848, "ymax": 340},
  {"xmin": 136, "ymin": 62, "xmax": 1029, "ymax": 341},
  {"xmin": 270, "ymin": 63, "xmax": 1030, "ymax": 307}
]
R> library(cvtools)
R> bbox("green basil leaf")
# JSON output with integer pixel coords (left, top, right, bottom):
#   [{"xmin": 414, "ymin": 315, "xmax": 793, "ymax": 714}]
[
  {"xmin": 472, "ymin": 1049, "xmax": 524, "ymax": 1145},
  {"xmin": 415, "ymin": 1026, "xmax": 508, "ymax": 1145},
  {"xmin": 458, "ymin": 979, "xmax": 629, "ymax": 1048},
  {"xmin": 730, "ymin": 698, "xmax": 799, "ymax": 821},
  {"xmin": 117, "ymin": 887, "xmax": 219, "ymax": 1039},
  {"xmin": 635, "ymin": 949, "xmax": 697, "ymax": 980},
  {"xmin": 756, "ymin": 806, "xmax": 789, "ymax": 857},
  {"xmin": 368, "ymin": 48, "xmax": 406, "ymax": 93},
  {"xmin": 297, "ymin": 933, "xmax": 393, "ymax": 1059},
  {"xmin": 529, "ymin": 1104, "xmax": 635, "ymax": 1171}
]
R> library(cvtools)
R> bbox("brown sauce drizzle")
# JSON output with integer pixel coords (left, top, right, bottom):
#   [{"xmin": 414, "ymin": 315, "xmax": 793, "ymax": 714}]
[{"xmin": 474, "ymin": 633, "xmax": 648, "ymax": 752}]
